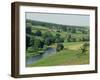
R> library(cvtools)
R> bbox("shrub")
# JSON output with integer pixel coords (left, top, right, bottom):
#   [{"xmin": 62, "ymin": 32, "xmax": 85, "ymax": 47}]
[
  {"xmin": 71, "ymin": 28, "xmax": 76, "ymax": 33},
  {"xmin": 56, "ymin": 43, "xmax": 64, "ymax": 52},
  {"xmin": 67, "ymin": 34, "xmax": 72, "ymax": 42},
  {"xmin": 71, "ymin": 38, "xmax": 77, "ymax": 42},
  {"xmin": 27, "ymin": 47, "xmax": 33, "ymax": 53},
  {"xmin": 35, "ymin": 30, "xmax": 42, "ymax": 36},
  {"xmin": 45, "ymin": 37, "xmax": 53, "ymax": 46},
  {"xmin": 26, "ymin": 35, "xmax": 31, "ymax": 50},
  {"xmin": 26, "ymin": 23, "xmax": 32, "ymax": 34},
  {"xmin": 80, "ymin": 43, "xmax": 89, "ymax": 54}
]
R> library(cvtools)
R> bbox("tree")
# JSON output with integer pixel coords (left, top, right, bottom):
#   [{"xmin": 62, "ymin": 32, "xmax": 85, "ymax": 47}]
[
  {"xmin": 33, "ymin": 37, "xmax": 41, "ymax": 51},
  {"xmin": 26, "ymin": 23, "xmax": 32, "ymax": 34},
  {"xmin": 55, "ymin": 33, "xmax": 63, "ymax": 43},
  {"xmin": 78, "ymin": 38, "xmax": 82, "ymax": 42},
  {"xmin": 26, "ymin": 35, "xmax": 31, "ymax": 50},
  {"xmin": 43, "ymin": 31, "xmax": 53, "ymax": 39},
  {"xmin": 82, "ymin": 36, "xmax": 89, "ymax": 41},
  {"xmin": 39, "ymin": 41, "xmax": 44, "ymax": 48},
  {"xmin": 85, "ymin": 36, "xmax": 89, "ymax": 41},
  {"xmin": 30, "ymin": 36, "xmax": 44, "ymax": 51},
  {"xmin": 80, "ymin": 43, "xmax": 89, "ymax": 54},
  {"xmin": 56, "ymin": 43, "xmax": 64, "ymax": 52},
  {"xmin": 26, "ymin": 23, "xmax": 32, "ymax": 50},
  {"xmin": 71, "ymin": 37, "xmax": 77, "ymax": 42},
  {"xmin": 60, "ymin": 38, "xmax": 64, "ymax": 42},
  {"xmin": 43, "ymin": 32, "xmax": 54, "ymax": 45},
  {"xmin": 44, "ymin": 37, "xmax": 53, "ymax": 46},
  {"xmin": 71, "ymin": 28, "xmax": 76, "ymax": 33},
  {"xmin": 55, "ymin": 37, "xmax": 64, "ymax": 43},
  {"xmin": 81, "ymin": 28, "xmax": 88, "ymax": 34},
  {"xmin": 67, "ymin": 27, "xmax": 72, "ymax": 32},
  {"xmin": 29, "ymin": 36, "xmax": 35, "ymax": 47},
  {"xmin": 55, "ymin": 33, "xmax": 60, "ymax": 38},
  {"xmin": 34, "ymin": 30, "xmax": 42, "ymax": 36},
  {"xmin": 67, "ymin": 34, "xmax": 72, "ymax": 42}
]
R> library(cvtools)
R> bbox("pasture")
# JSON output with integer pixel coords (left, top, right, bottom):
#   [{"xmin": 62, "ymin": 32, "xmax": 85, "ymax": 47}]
[
  {"xmin": 27, "ymin": 42, "xmax": 89, "ymax": 67},
  {"xmin": 26, "ymin": 20, "xmax": 90, "ymax": 67}
]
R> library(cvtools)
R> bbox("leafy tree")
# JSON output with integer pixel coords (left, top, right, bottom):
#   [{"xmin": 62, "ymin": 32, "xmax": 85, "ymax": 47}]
[
  {"xmin": 30, "ymin": 36, "xmax": 44, "ymax": 50},
  {"xmin": 55, "ymin": 33, "xmax": 64, "ymax": 43},
  {"xmin": 43, "ymin": 31, "xmax": 53, "ymax": 39},
  {"xmin": 81, "ymin": 29, "xmax": 88, "ymax": 34},
  {"xmin": 26, "ymin": 23, "xmax": 32, "ymax": 34},
  {"xmin": 67, "ymin": 27, "xmax": 72, "ymax": 32},
  {"xmin": 44, "ymin": 37, "xmax": 53, "ymax": 46},
  {"xmin": 67, "ymin": 34, "xmax": 72, "ymax": 42},
  {"xmin": 56, "ymin": 43, "xmax": 64, "ymax": 52},
  {"xmin": 80, "ymin": 43, "xmax": 89, "ymax": 54},
  {"xmin": 57, "ymin": 30, "xmax": 61, "ymax": 32},
  {"xmin": 30, "ymin": 36, "xmax": 35, "ymax": 47},
  {"xmin": 39, "ymin": 41, "xmax": 44, "ymax": 48},
  {"xmin": 78, "ymin": 38, "xmax": 82, "ymax": 42},
  {"xmin": 33, "ymin": 37, "xmax": 41, "ymax": 51},
  {"xmin": 43, "ymin": 32, "xmax": 55, "ymax": 45},
  {"xmin": 71, "ymin": 37, "xmax": 77, "ymax": 42},
  {"xmin": 55, "ymin": 37, "xmax": 64, "ymax": 43},
  {"xmin": 55, "ymin": 33, "xmax": 60, "ymax": 38},
  {"xmin": 60, "ymin": 38, "xmax": 64, "ymax": 42},
  {"xmin": 82, "ymin": 36, "xmax": 89, "ymax": 41},
  {"xmin": 34, "ymin": 30, "xmax": 42, "ymax": 36},
  {"xmin": 71, "ymin": 28, "xmax": 76, "ymax": 33},
  {"xmin": 26, "ymin": 23, "xmax": 32, "ymax": 49},
  {"xmin": 27, "ymin": 47, "xmax": 34, "ymax": 53},
  {"xmin": 26, "ymin": 35, "xmax": 31, "ymax": 50}
]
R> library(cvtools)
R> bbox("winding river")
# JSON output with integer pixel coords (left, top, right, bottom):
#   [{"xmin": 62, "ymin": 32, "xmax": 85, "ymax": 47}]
[{"xmin": 26, "ymin": 47, "xmax": 56, "ymax": 65}]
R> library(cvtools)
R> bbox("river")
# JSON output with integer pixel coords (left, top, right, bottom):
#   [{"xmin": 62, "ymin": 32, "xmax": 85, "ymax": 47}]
[{"xmin": 26, "ymin": 47, "xmax": 56, "ymax": 65}]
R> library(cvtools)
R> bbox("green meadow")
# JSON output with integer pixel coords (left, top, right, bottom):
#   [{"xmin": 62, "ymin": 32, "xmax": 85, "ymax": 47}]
[{"xmin": 26, "ymin": 20, "xmax": 90, "ymax": 67}]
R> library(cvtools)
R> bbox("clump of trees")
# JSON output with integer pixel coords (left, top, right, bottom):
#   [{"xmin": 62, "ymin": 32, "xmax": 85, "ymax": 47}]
[
  {"xmin": 67, "ymin": 34, "xmax": 77, "ymax": 42},
  {"xmin": 26, "ymin": 19, "xmax": 89, "ymax": 34},
  {"xmin": 56, "ymin": 43, "xmax": 64, "ymax": 52},
  {"xmin": 26, "ymin": 20, "xmax": 89, "ymax": 57},
  {"xmin": 67, "ymin": 34, "xmax": 72, "ymax": 42},
  {"xmin": 34, "ymin": 30, "xmax": 42, "ymax": 36},
  {"xmin": 26, "ymin": 26, "xmax": 64, "ymax": 54},
  {"xmin": 80, "ymin": 43, "xmax": 89, "ymax": 54},
  {"xmin": 55, "ymin": 33, "xmax": 64, "ymax": 52},
  {"xmin": 71, "ymin": 28, "xmax": 76, "ymax": 33},
  {"xmin": 26, "ymin": 23, "xmax": 32, "ymax": 49},
  {"xmin": 66, "ymin": 34, "xmax": 89, "ymax": 42}
]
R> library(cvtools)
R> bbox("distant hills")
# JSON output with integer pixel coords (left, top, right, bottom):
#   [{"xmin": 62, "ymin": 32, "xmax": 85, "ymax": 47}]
[{"xmin": 26, "ymin": 19, "xmax": 89, "ymax": 29}]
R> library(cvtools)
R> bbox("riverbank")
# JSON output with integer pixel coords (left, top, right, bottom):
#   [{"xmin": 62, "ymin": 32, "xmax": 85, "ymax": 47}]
[{"xmin": 26, "ymin": 42, "xmax": 89, "ymax": 67}]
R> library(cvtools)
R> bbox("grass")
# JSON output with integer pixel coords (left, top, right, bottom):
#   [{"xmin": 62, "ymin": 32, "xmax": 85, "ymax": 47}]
[
  {"xmin": 26, "ymin": 25, "xmax": 89, "ymax": 67},
  {"xmin": 27, "ymin": 49, "xmax": 89, "ymax": 67},
  {"xmin": 63, "ymin": 42, "xmax": 86, "ymax": 50},
  {"xmin": 26, "ymin": 42, "xmax": 89, "ymax": 67},
  {"xmin": 32, "ymin": 25, "xmax": 49, "ymax": 30}
]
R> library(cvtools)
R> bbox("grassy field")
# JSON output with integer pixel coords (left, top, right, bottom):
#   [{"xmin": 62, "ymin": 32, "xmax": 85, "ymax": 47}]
[
  {"xmin": 32, "ymin": 25, "xmax": 89, "ymax": 41},
  {"xmin": 27, "ymin": 42, "xmax": 89, "ymax": 67},
  {"xmin": 26, "ymin": 24, "xmax": 89, "ymax": 67}
]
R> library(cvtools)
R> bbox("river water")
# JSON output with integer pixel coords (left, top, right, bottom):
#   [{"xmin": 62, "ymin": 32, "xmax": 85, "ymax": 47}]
[{"xmin": 26, "ymin": 47, "xmax": 56, "ymax": 65}]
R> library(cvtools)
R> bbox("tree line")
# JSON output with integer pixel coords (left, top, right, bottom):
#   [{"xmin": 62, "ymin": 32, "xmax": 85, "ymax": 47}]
[
  {"xmin": 26, "ymin": 19, "xmax": 89, "ymax": 34},
  {"xmin": 26, "ymin": 20, "xmax": 89, "ymax": 54},
  {"xmin": 26, "ymin": 23, "xmax": 64, "ymax": 53}
]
